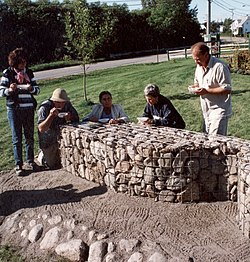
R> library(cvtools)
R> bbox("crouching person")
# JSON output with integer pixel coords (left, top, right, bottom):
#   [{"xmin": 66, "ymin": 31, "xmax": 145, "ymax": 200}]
[{"xmin": 37, "ymin": 88, "xmax": 79, "ymax": 169}]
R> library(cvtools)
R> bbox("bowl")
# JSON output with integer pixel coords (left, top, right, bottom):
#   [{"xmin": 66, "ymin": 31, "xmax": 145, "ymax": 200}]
[
  {"xmin": 17, "ymin": 84, "xmax": 30, "ymax": 90},
  {"xmin": 137, "ymin": 117, "xmax": 149, "ymax": 122},
  {"xmin": 153, "ymin": 115, "xmax": 160, "ymax": 120},
  {"xmin": 98, "ymin": 118, "xmax": 110, "ymax": 124},
  {"xmin": 188, "ymin": 86, "xmax": 202, "ymax": 94},
  {"xmin": 58, "ymin": 112, "xmax": 68, "ymax": 118}
]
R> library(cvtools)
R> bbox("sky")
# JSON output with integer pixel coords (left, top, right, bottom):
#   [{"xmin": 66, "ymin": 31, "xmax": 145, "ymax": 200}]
[{"xmin": 190, "ymin": 0, "xmax": 250, "ymax": 23}]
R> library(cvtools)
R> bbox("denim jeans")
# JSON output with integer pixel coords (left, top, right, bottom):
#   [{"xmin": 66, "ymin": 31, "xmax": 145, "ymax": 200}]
[{"xmin": 7, "ymin": 107, "xmax": 35, "ymax": 166}]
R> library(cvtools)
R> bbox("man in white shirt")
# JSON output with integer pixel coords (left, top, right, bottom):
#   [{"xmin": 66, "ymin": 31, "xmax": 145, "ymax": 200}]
[{"xmin": 191, "ymin": 42, "xmax": 232, "ymax": 136}]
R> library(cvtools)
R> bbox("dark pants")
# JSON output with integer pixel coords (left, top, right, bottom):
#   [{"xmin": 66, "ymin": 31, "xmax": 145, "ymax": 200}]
[{"xmin": 7, "ymin": 107, "xmax": 35, "ymax": 166}]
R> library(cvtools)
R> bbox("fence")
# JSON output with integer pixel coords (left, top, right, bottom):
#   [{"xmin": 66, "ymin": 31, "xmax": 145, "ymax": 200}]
[{"xmin": 166, "ymin": 42, "xmax": 249, "ymax": 60}]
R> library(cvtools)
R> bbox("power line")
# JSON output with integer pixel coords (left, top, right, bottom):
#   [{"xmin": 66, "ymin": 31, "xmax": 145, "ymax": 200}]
[{"xmin": 213, "ymin": 0, "xmax": 249, "ymax": 18}]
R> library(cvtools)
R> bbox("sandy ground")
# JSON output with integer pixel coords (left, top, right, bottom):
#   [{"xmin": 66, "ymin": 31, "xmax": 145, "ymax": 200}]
[{"xmin": 1, "ymin": 168, "xmax": 250, "ymax": 262}]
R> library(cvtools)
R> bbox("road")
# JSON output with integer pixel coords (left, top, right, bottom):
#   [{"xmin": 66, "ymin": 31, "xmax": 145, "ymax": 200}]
[{"xmin": 34, "ymin": 54, "xmax": 168, "ymax": 81}]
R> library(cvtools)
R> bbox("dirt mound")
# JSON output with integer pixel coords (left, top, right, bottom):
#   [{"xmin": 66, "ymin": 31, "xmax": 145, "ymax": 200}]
[{"xmin": 1, "ymin": 168, "xmax": 250, "ymax": 261}]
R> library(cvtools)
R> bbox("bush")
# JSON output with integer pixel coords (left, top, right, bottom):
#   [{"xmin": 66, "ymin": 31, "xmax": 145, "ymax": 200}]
[{"xmin": 228, "ymin": 50, "xmax": 250, "ymax": 75}]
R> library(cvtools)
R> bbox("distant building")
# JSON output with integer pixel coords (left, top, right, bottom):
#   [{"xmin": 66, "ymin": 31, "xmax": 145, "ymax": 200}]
[{"xmin": 231, "ymin": 16, "xmax": 250, "ymax": 36}]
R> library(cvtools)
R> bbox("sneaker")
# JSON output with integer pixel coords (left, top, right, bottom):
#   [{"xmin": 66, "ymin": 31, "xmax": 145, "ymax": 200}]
[
  {"xmin": 25, "ymin": 162, "xmax": 40, "ymax": 172},
  {"xmin": 15, "ymin": 165, "xmax": 24, "ymax": 176}
]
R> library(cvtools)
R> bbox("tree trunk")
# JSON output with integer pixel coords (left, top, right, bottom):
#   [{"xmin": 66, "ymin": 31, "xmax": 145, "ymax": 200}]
[{"xmin": 83, "ymin": 63, "xmax": 87, "ymax": 101}]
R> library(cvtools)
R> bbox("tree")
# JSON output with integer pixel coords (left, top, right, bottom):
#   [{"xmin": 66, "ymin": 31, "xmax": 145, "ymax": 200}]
[
  {"xmin": 146, "ymin": 0, "xmax": 201, "ymax": 48},
  {"xmin": 223, "ymin": 18, "xmax": 233, "ymax": 34},
  {"xmin": 0, "ymin": 0, "xmax": 66, "ymax": 69},
  {"xmin": 65, "ymin": 0, "xmax": 116, "ymax": 101}
]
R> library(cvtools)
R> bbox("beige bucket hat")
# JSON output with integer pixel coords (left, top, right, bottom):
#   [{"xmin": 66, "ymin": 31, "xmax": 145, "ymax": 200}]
[{"xmin": 51, "ymin": 88, "xmax": 70, "ymax": 102}]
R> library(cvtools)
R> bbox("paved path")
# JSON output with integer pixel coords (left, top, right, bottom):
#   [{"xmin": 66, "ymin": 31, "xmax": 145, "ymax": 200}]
[{"xmin": 34, "ymin": 54, "xmax": 168, "ymax": 80}]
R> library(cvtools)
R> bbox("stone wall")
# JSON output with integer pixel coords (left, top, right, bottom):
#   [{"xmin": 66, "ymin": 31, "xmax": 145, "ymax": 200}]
[{"xmin": 59, "ymin": 123, "xmax": 250, "ymax": 236}]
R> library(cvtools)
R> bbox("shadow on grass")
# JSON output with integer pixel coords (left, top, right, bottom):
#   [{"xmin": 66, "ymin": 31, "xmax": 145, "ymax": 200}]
[
  {"xmin": 0, "ymin": 184, "xmax": 107, "ymax": 216},
  {"xmin": 167, "ymin": 92, "xmax": 197, "ymax": 101},
  {"xmin": 232, "ymin": 89, "xmax": 250, "ymax": 96}
]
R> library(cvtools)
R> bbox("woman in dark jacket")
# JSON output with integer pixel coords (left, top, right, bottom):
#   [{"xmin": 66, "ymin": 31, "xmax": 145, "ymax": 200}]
[{"xmin": 141, "ymin": 83, "xmax": 185, "ymax": 129}]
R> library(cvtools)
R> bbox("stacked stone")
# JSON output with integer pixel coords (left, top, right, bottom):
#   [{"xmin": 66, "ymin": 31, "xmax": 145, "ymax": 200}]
[
  {"xmin": 60, "ymin": 123, "xmax": 249, "ymax": 204},
  {"xmin": 237, "ymin": 152, "xmax": 250, "ymax": 237}
]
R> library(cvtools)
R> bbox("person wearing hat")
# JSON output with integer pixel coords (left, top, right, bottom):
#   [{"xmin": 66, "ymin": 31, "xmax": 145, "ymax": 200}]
[
  {"xmin": 140, "ymin": 83, "xmax": 185, "ymax": 129},
  {"xmin": 37, "ymin": 88, "xmax": 79, "ymax": 169}
]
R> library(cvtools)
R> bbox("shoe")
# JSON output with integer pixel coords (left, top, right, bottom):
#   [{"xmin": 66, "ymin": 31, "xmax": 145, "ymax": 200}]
[
  {"xmin": 25, "ymin": 162, "xmax": 40, "ymax": 172},
  {"xmin": 15, "ymin": 165, "xmax": 24, "ymax": 176}
]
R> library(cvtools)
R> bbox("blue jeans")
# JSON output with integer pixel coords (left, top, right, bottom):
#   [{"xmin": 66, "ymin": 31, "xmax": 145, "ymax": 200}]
[{"xmin": 7, "ymin": 107, "xmax": 35, "ymax": 166}]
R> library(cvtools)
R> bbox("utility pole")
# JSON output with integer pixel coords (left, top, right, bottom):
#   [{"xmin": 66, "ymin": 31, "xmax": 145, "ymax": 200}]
[
  {"xmin": 229, "ymin": 8, "xmax": 234, "ymax": 37},
  {"xmin": 206, "ymin": 0, "xmax": 212, "ymax": 35},
  {"xmin": 229, "ymin": 8, "xmax": 234, "ymax": 21}
]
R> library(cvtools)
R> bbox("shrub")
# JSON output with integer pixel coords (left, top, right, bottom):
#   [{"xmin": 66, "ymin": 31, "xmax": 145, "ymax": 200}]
[{"xmin": 228, "ymin": 50, "xmax": 250, "ymax": 75}]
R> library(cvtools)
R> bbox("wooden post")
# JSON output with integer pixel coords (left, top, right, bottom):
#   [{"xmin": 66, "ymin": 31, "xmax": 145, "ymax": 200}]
[{"xmin": 166, "ymin": 50, "xmax": 170, "ymax": 61}]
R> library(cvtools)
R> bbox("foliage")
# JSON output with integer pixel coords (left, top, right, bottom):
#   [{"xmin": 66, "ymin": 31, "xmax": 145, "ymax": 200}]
[
  {"xmin": 146, "ymin": 0, "xmax": 201, "ymax": 47},
  {"xmin": 223, "ymin": 18, "xmax": 233, "ymax": 34},
  {"xmin": 0, "ymin": 245, "xmax": 24, "ymax": 262},
  {"xmin": 0, "ymin": 0, "xmax": 202, "ymax": 71},
  {"xmin": 0, "ymin": 0, "xmax": 66, "ymax": 69},
  {"xmin": 228, "ymin": 50, "xmax": 250, "ymax": 74}
]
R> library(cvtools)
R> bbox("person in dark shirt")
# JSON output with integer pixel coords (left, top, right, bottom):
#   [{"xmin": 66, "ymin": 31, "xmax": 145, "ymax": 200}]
[
  {"xmin": 37, "ymin": 88, "xmax": 79, "ymax": 169},
  {"xmin": 141, "ymin": 83, "xmax": 185, "ymax": 129}
]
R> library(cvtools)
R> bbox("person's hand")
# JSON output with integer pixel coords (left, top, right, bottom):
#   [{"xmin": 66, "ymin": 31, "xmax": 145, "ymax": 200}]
[
  {"xmin": 89, "ymin": 116, "xmax": 98, "ymax": 122},
  {"xmin": 27, "ymin": 84, "xmax": 32, "ymax": 91},
  {"xmin": 49, "ymin": 107, "xmax": 59, "ymax": 118},
  {"xmin": 144, "ymin": 118, "xmax": 154, "ymax": 125},
  {"xmin": 9, "ymin": 83, "xmax": 17, "ymax": 92},
  {"xmin": 195, "ymin": 87, "xmax": 207, "ymax": 95},
  {"xmin": 65, "ymin": 112, "xmax": 71, "ymax": 122},
  {"xmin": 109, "ymin": 119, "xmax": 120, "ymax": 124}
]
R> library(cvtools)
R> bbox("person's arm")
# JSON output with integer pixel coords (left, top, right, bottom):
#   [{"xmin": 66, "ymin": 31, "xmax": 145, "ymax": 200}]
[
  {"xmin": 195, "ymin": 63, "xmax": 232, "ymax": 96},
  {"xmin": 142, "ymin": 103, "xmax": 153, "ymax": 118},
  {"xmin": 26, "ymin": 69, "xmax": 40, "ymax": 95},
  {"xmin": 110, "ymin": 104, "xmax": 129, "ymax": 124},
  {"xmin": 81, "ymin": 104, "xmax": 101, "ymax": 122},
  {"xmin": 0, "ymin": 69, "xmax": 18, "ymax": 97},
  {"xmin": 66, "ymin": 103, "xmax": 79, "ymax": 123},
  {"xmin": 38, "ymin": 107, "xmax": 58, "ymax": 133},
  {"xmin": 153, "ymin": 100, "xmax": 185, "ymax": 129}
]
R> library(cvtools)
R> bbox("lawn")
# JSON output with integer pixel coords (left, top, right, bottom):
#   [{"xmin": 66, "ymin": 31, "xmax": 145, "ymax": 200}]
[{"xmin": 0, "ymin": 58, "xmax": 249, "ymax": 171}]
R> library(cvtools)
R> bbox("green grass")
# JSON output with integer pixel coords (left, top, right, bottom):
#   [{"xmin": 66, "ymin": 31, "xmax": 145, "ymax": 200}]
[
  {"xmin": 30, "ymin": 60, "xmax": 82, "ymax": 72},
  {"xmin": 0, "ymin": 58, "xmax": 249, "ymax": 171},
  {"xmin": 0, "ymin": 246, "xmax": 24, "ymax": 262}
]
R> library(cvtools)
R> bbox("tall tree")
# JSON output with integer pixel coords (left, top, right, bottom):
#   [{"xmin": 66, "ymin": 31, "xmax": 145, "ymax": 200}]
[
  {"xmin": 65, "ymin": 0, "xmax": 116, "ymax": 100},
  {"xmin": 145, "ymin": 0, "xmax": 201, "ymax": 47}
]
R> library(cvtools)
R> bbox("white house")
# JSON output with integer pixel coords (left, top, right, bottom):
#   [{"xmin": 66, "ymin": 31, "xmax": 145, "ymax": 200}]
[{"xmin": 231, "ymin": 16, "xmax": 250, "ymax": 36}]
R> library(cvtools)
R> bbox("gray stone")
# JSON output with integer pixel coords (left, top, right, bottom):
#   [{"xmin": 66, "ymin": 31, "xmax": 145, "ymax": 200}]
[
  {"xmin": 55, "ymin": 239, "xmax": 88, "ymax": 262},
  {"xmin": 148, "ymin": 252, "xmax": 167, "ymax": 262},
  {"xmin": 28, "ymin": 224, "xmax": 43, "ymax": 243},
  {"xmin": 119, "ymin": 239, "xmax": 141, "ymax": 252},
  {"xmin": 128, "ymin": 252, "xmax": 144, "ymax": 262},
  {"xmin": 88, "ymin": 240, "xmax": 108, "ymax": 262},
  {"xmin": 105, "ymin": 252, "xmax": 118, "ymax": 262},
  {"xmin": 40, "ymin": 227, "xmax": 61, "ymax": 250},
  {"xmin": 108, "ymin": 242, "xmax": 116, "ymax": 253},
  {"xmin": 48, "ymin": 215, "xmax": 62, "ymax": 225}
]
